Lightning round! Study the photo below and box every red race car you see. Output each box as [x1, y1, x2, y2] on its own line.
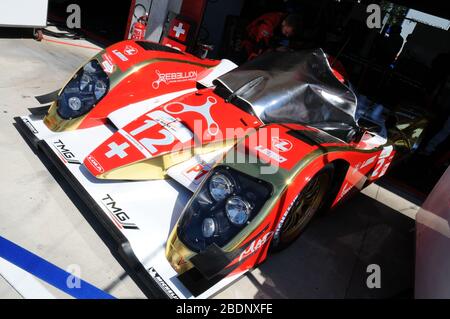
[16, 41, 427, 298]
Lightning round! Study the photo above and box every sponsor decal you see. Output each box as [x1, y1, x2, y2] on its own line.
[152, 69, 198, 89]
[183, 162, 212, 185]
[379, 145, 394, 159]
[101, 194, 139, 230]
[101, 53, 115, 74]
[124, 45, 138, 56]
[273, 192, 301, 241]
[349, 155, 377, 176]
[271, 137, 293, 152]
[163, 96, 218, 136]
[147, 110, 193, 143]
[148, 267, 179, 299]
[361, 155, 377, 169]
[23, 118, 38, 134]
[52, 139, 80, 164]
[254, 145, 287, 163]
[336, 182, 353, 202]
[239, 231, 274, 262]
[371, 146, 395, 179]
[112, 49, 128, 62]
[86, 155, 104, 173]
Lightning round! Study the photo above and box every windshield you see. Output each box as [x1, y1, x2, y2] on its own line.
[214, 49, 358, 127]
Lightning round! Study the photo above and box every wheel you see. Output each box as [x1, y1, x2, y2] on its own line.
[271, 164, 334, 251]
[34, 29, 43, 41]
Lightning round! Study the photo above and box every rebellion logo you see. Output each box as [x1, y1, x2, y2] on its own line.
[163, 96, 218, 136]
[152, 69, 197, 89]
[101, 194, 139, 230]
[53, 140, 80, 164]
[148, 267, 179, 299]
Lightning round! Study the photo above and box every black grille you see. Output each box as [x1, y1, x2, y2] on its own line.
[135, 41, 183, 55]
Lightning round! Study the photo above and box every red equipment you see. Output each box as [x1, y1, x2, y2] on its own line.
[161, 16, 195, 53]
[131, 14, 148, 40]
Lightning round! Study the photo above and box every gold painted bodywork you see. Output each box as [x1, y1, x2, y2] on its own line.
[43, 102, 88, 132]
[96, 138, 236, 180]
[41, 43, 430, 276]
[166, 113, 429, 275]
[43, 53, 216, 132]
[165, 133, 388, 274]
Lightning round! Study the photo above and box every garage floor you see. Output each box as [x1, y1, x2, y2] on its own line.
[0, 31, 419, 299]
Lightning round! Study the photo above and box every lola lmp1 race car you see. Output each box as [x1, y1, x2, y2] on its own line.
[15, 40, 427, 299]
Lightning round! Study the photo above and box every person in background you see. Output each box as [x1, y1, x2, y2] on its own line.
[240, 12, 303, 61]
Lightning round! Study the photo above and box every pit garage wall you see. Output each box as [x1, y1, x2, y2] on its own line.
[130, 0, 207, 43]
[144, 0, 183, 42]
[415, 166, 450, 298]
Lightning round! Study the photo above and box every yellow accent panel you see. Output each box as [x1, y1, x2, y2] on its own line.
[43, 102, 87, 132]
[99, 158, 166, 180]
[165, 227, 195, 274]
[98, 139, 235, 180]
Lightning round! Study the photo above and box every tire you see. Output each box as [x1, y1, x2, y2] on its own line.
[34, 29, 43, 42]
[270, 164, 334, 252]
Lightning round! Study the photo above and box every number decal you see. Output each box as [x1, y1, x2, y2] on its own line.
[371, 146, 394, 179]
[372, 158, 385, 178]
[129, 117, 176, 155]
[130, 119, 157, 136]
[140, 130, 175, 155]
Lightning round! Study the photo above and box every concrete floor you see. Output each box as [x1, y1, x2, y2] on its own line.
[0, 30, 419, 299]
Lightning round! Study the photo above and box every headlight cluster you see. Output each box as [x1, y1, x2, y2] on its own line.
[57, 60, 109, 119]
[177, 166, 273, 252]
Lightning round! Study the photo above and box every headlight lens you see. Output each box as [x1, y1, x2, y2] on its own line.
[68, 97, 82, 111]
[79, 74, 92, 91]
[177, 166, 272, 252]
[57, 59, 109, 119]
[94, 80, 107, 100]
[202, 218, 216, 238]
[225, 196, 251, 226]
[208, 173, 234, 201]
